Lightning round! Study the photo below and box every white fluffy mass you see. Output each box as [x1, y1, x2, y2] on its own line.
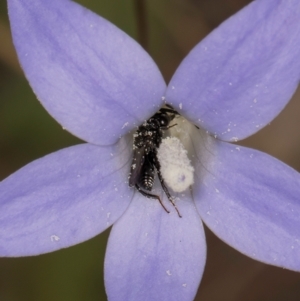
[157, 136, 194, 193]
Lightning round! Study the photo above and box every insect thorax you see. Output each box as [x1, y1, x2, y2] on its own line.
[133, 120, 162, 153]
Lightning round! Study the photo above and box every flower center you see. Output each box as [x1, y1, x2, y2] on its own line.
[128, 105, 214, 217]
[157, 136, 194, 193]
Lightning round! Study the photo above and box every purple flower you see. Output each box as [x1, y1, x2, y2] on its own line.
[2, 0, 300, 300]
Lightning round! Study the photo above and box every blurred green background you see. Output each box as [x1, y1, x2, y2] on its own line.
[1, 0, 300, 300]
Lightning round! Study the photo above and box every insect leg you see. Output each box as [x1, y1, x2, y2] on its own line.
[159, 107, 179, 116]
[135, 184, 170, 214]
[152, 154, 182, 218]
[166, 123, 177, 130]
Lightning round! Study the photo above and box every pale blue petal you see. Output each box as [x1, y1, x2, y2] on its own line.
[166, 0, 300, 141]
[0, 139, 133, 256]
[105, 192, 206, 301]
[195, 140, 300, 271]
[8, 0, 166, 145]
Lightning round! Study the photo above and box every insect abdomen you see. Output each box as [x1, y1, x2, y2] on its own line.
[139, 158, 155, 191]
[141, 173, 154, 191]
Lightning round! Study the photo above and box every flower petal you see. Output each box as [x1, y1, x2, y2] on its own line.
[166, 0, 300, 141]
[8, 0, 166, 145]
[105, 192, 206, 301]
[0, 139, 133, 256]
[195, 140, 300, 271]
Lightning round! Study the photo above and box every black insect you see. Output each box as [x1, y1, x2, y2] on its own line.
[128, 105, 182, 217]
